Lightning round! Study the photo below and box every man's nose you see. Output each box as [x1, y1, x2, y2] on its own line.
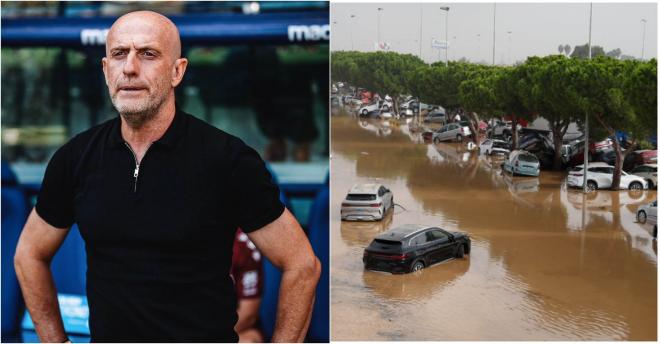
[123, 50, 139, 76]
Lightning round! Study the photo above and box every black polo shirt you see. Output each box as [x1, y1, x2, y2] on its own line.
[35, 109, 284, 342]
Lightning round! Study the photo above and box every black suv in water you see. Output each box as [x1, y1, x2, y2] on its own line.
[363, 224, 471, 274]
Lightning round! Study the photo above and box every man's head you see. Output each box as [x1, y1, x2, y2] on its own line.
[102, 11, 188, 127]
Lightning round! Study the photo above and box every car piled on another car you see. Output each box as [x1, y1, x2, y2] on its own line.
[630, 164, 657, 189]
[480, 139, 511, 156]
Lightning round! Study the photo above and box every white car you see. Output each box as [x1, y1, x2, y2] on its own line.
[567, 162, 648, 191]
[358, 99, 393, 116]
[479, 139, 511, 155]
[637, 200, 657, 225]
[432, 123, 472, 143]
[630, 164, 657, 189]
[341, 183, 394, 221]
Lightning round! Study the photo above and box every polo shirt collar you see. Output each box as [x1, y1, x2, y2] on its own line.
[108, 108, 186, 149]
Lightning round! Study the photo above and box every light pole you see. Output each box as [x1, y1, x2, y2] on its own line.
[440, 6, 450, 67]
[377, 7, 383, 51]
[507, 30, 512, 65]
[349, 14, 355, 51]
[476, 33, 481, 63]
[492, 3, 496, 65]
[641, 18, 647, 60]
[419, 4, 423, 58]
[583, 2, 593, 193]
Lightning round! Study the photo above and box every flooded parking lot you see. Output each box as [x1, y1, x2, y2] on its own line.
[331, 116, 657, 341]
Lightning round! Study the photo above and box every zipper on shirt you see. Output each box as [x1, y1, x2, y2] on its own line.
[124, 142, 152, 193]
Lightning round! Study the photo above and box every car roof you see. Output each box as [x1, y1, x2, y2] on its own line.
[575, 162, 612, 168]
[375, 224, 432, 241]
[348, 183, 381, 194]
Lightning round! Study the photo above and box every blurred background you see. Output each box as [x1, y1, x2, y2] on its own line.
[1, 1, 329, 342]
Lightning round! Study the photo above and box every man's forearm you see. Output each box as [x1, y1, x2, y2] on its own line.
[271, 257, 321, 342]
[15, 257, 67, 342]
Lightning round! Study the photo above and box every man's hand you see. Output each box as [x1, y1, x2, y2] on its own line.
[247, 208, 321, 342]
[14, 209, 70, 342]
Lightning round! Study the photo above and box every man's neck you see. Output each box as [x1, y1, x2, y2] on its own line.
[120, 99, 176, 162]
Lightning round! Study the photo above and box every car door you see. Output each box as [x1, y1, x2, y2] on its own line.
[425, 229, 454, 263]
[650, 201, 658, 223]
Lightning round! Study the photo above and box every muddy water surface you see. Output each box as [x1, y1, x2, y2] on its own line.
[331, 116, 657, 341]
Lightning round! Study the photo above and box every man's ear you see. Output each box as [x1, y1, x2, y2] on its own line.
[101, 57, 109, 86]
[171, 58, 188, 88]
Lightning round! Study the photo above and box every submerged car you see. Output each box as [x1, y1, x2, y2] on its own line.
[502, 150, 540, 177]
[432, 123, 472, 143]
[363, 224, 471, 274]
[636, 200, 657, 225]
[567, 162, 647, 191]
[480, 139, 510, 156]
[340, 183, 394, 221]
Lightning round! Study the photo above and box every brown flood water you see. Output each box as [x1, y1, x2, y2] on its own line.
[331, 116, 657, 341]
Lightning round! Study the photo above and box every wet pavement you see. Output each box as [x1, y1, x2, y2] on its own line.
[331, 116, 657, 341]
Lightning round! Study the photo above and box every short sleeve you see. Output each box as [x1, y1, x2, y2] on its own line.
[35, 144, 75, 229]
[230, 146, 285, 233]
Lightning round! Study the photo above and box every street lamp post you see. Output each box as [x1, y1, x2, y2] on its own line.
[641, 18, 647, 60]
[377, 7, 383, 51]
[349, 14, 355, 51]
[583, 2, 593, 193]
[419, 4, 423, 58]
[492, 3, 496, 65]
[440, 6, 450, 67]
[476, 33, 481, 63]
[507, 30, 512, 65]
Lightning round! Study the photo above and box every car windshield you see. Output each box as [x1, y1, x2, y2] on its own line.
[374, 239, 402, 246]
[346, 194, 376, 201]
[518, 154, 538, 163]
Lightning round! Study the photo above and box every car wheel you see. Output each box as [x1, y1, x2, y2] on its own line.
[456, 134, 463, 142]
[653, 225, 657, 239]
[410, 260, 425, 272]
[629, 181, 643, 190]
[638, 210, 647, 224]
[647, 180, 655, 189]
[362, 109, 368, 116]
[455, 244, 465, 258]
[586, 181, 597, 192]
[433, 137, 440, 144]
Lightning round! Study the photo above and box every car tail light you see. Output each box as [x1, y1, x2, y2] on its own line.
[370, 203, 383, 208]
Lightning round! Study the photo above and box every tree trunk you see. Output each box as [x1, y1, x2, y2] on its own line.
[511, 114, 518, 149]
[552, 129, 564, 171]
[466, 111, 480, 145]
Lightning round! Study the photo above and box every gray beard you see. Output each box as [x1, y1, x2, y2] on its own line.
[119, 106, 159, 129]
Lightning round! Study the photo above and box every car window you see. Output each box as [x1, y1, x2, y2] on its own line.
[409, 233, 427, 246]
[426, 230, 449, 243]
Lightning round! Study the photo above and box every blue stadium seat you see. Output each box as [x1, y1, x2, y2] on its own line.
[259, 186, 328, 342]
[306, 186, 329, 342]
[1, 161, 29, 342]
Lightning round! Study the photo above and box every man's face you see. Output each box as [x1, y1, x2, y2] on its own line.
[102, 16, 176, 122]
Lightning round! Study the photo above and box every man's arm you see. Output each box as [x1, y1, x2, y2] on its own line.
[14, 208, 71, 342]
[246, 208, 321, 342]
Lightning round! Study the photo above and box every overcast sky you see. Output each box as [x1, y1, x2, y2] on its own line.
[330, 2, 657, 64]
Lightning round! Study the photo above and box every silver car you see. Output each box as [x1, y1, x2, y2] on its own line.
[637, 200, 657, 225]
[432, 123, 472, 143]
[341, 183, 394, 221]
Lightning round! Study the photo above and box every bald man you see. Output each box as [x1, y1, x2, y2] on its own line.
[14, 11, 321, 342]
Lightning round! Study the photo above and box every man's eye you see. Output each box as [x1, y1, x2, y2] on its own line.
[143, 51, 156, 57]
[112, 51, 126, 57]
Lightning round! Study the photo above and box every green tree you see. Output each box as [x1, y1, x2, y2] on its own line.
[570, 43, 605, 59]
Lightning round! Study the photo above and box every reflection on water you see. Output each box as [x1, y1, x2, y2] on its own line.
[331, 116, 657, 341]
